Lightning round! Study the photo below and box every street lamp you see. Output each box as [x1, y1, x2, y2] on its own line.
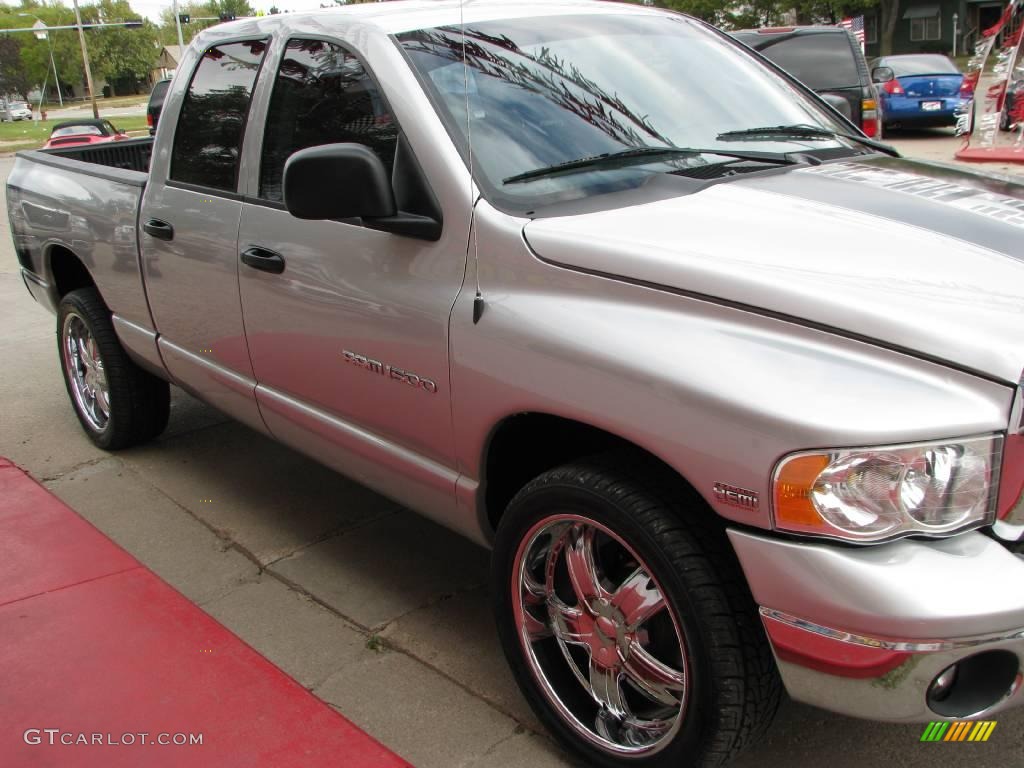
[19, 13, 63, 107]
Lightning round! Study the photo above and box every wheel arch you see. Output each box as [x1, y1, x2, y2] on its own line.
[47, 244, 97, 302]
[480, 411, 710, 535]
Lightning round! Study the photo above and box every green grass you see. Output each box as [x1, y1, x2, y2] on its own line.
[0, 114, 149, 153]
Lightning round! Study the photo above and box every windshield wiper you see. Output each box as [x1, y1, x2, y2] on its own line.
[502, 145, 796, 185]
[716, 124, 900, 157]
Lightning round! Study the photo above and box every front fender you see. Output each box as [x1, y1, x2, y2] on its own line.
[450, 200, 1014, 534]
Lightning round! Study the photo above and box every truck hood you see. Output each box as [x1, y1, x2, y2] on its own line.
[523, 157, 1024, 384]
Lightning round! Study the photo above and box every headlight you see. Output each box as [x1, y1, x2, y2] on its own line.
[773, 434, 1002, 542]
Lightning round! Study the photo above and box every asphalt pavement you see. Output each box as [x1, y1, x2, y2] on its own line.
[2, 140, 1023, 767]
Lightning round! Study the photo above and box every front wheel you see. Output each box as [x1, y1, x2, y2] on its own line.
[492, 459, 780, 768]
[58, 287, 170, 449]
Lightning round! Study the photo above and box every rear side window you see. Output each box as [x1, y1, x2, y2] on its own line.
[886, 55, 959, 76]
[754, 34, 860, 90]
[150, 80, 170, 107]
[259, 38, 399, 202]
[170, 40, 267, 192]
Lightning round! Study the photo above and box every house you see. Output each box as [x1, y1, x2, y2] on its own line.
[863, 0, 1015, 59]
[152, 45, 184, 82]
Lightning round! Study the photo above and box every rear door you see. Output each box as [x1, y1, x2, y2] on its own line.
[140, 38, 269, 432]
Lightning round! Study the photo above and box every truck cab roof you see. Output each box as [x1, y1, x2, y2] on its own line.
[197, 0, 663, 40]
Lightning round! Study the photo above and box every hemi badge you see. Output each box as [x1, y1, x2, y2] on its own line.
[713, 482, 759, 510]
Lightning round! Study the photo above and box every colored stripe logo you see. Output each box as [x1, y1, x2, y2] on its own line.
[920, 721, 997, 742]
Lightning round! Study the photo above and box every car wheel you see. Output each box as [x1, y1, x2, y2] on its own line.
[492, 457, 780, 768]
[58, 287, 170, 449]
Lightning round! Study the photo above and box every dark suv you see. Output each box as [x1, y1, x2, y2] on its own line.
[147, 78, 171, 136]
[731, 26, 881, 138]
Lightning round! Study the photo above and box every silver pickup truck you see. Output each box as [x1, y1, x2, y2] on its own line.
[8, 1, 1024, 765]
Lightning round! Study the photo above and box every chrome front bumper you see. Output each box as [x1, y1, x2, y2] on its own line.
[729, 529, 1024, 722]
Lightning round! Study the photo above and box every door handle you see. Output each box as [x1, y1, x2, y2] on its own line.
[241, 246, 286, 275]
[142, 218, 174, 241]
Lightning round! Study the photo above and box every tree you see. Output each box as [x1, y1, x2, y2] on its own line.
[619, 0, 884, 32]
[91, 0, 159, 93]
[1, 2, 92, 100]
[156, 0, 255, 46]
[648, 0, 734, 26]
[876, 0, 901, 56]
[724, 0, 790, 29]
[0, 36, 32, 99]
[789, 0, 879, 28]
[211, 0, 255, 17]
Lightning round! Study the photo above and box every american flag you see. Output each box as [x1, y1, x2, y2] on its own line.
[840, 15, 866, 51]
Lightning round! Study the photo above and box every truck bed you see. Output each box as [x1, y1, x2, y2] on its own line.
[7, 138, 154, 333]
[41, 136, 154, 174]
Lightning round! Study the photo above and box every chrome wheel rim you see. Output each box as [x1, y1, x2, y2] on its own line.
[62, 312, 110, 432]
[512, 514, 689, 757]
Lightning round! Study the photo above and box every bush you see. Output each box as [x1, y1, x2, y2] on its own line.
[919, 41, 952, 55]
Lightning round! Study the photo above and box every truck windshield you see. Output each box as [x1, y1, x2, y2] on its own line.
[398, 13, 853, 211]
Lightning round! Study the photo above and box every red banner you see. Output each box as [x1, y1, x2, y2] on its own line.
[956, 0, 1024, 162]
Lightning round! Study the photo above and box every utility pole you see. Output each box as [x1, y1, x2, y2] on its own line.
[71, 0, 99, 119]
[173, 0, 185, 49]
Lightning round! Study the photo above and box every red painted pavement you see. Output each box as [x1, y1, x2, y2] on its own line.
[954, 144, 1024, 163]
[0, 457, 411, 768]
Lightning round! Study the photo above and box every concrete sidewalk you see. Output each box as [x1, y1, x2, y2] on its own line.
[2, 153, 1021, 767]
[0, 458, 409, 768]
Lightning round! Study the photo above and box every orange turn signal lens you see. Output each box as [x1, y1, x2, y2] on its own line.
[774, 454, 831, 528]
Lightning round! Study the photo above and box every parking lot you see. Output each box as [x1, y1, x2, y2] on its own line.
[2, 133, 1022, 767]
[885, 126, 1024, 178]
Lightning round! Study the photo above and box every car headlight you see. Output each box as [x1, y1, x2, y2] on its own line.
[773, 434, 1002, 543]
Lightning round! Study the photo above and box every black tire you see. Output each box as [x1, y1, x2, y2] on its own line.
[57, 287, 170, 449]
[492, 457, 780, 768]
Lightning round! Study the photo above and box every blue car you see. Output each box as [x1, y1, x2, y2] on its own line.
[870, 54, 970, 129]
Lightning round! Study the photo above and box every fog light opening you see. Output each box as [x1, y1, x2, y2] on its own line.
[927, 650, 1021, 718]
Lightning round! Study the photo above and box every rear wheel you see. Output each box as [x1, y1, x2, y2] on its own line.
[492, 458, 780, 768]
[58, 287, 170, 449]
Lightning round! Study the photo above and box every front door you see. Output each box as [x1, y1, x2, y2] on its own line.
[236, 36, 471, 522]
[141, 38, 269, 432]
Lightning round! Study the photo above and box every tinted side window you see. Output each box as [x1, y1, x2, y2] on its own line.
[757, 35, 860, 90]
[170, 40, 267, 192]
[150, 80, 170, 107]
[259, 38, 399, 202]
